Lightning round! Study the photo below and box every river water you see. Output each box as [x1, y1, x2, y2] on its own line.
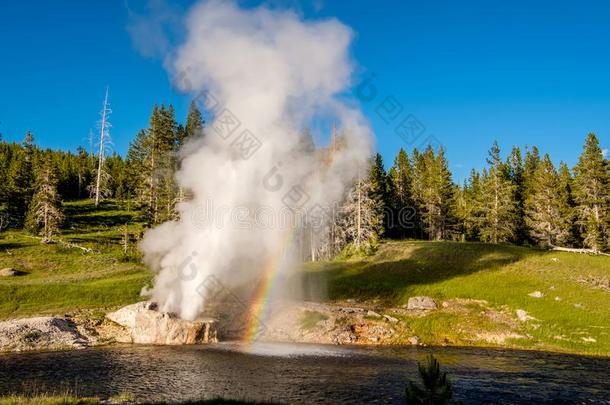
[0, 343, 608, 404]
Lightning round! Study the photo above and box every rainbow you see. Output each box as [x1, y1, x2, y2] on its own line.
[241, 228, 296, 346]
[242, 134, 346, 348]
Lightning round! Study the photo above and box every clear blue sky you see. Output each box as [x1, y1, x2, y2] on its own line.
[1, 0, 609, 182]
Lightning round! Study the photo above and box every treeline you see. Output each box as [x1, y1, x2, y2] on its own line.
[339, 133, 610, 254]
[1, 103, 608, 254]
[0, 101, 204, 238]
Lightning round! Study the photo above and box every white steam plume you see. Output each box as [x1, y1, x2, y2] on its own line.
[140, 0, 372, 321]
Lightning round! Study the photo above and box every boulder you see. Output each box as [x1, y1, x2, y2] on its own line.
[406, 296, 437, 310]
[408, 336, 420, 345]
[366, 310, 382, 318]
[0, 317, 88, 352]
[516, 309, 535, 322]
[528, 291, 544, 298]
[106, 302, 218, 345]
[0, 268, 18, 277]
[383, 314, 399, 323]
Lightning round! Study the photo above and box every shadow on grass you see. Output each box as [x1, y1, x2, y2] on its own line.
[302, 241, 535, 302]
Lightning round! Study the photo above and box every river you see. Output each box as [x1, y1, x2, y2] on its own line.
[0, 343, 608, 404]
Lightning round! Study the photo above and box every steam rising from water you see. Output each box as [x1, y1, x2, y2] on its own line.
[140, 0, 372, 321]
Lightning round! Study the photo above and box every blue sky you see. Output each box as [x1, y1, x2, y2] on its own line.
[1, 0, 608, 182]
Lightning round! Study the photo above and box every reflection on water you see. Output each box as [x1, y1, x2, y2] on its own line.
[0, 343, 608, 404]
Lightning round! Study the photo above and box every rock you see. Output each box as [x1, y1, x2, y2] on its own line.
[574, 303, 584, 309]
[0, 317, 89, 352]
[441, 301, 450, 308]
[339, 307, 365, 314]
[106, 302, 218, 345]
[383, 314, 399, 323]
[554, 296, 562, 301]
[366, 310, 382, 318]
[0, 268, 18, 277]
[582, 337, 597, 343]
[516, 309, 535, 322]
[406, 296, 437, 310]
[528, 291, 544, 298]
[369, 336, 380, 343]
[408, 336, 420, 345]
[333, 331, 357, 345]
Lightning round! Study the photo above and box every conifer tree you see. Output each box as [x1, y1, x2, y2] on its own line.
[182, 100, 205, 144]
[26, 158, 63, 243]
[389, 148, 416, 238]
[525, 154, 571, 247]
[573, 133, 610, 252]
[369, 153, 390, 238]
[479, 142, 517, 243]
[7, 132, 36, 226]
[557, 162, 579, 246]
[455, 169, 483, 241]
[411, 146, 455, 240]
[337, 169, 383, 253]
[506, 146, 527, 243]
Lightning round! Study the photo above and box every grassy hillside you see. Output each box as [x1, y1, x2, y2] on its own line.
[0, 200, 150, 319]
[304, 241, 610, 355]
[1, 199, 608, 356]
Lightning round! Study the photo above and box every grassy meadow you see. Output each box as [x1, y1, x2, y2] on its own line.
[0, 200, 150, 319]
[1, 199, 609, 356]
[305, 241, 610, 355]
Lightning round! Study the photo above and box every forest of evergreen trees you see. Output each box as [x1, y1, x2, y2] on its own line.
[0, 100, 608, 254]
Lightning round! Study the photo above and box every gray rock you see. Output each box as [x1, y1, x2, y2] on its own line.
[516, 309, 535, 322]
[366, 310, 382, 318]
[0, 317, 89, 352]
[408, 336, 420, 345]
[339, 307, 365, 314]
[407, 296, 437, 310]
[0, 268, 18, 277]
[528, 291, 544, 298]
[383, 314, 399, 323]
[106, 302, 218, 345]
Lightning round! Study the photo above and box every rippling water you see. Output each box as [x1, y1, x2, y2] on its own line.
[0, 343, 608, 404]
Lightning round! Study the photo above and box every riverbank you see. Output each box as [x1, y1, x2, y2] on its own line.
[2, 343, 609, 404]
[1, 200, 608, 356]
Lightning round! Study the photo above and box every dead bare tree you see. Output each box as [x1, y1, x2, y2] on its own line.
[90, 87, 112, 206]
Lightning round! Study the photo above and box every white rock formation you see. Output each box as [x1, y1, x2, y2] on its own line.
[106, 302, 217, 345]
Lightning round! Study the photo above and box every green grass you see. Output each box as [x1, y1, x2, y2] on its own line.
[298, 310, 328, 330]
[0, 199, 151, 319]
[2, 199, 609, 356]
[304, 240, 610, 356]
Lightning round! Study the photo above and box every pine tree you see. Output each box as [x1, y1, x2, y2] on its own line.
[405, 354, 453, 405]
[573, 133, 610, 252]
[7, 132, 36, 226]
[525, 154, 571, 247]
[455, 169, 483, 241]
[369, 153, 390, 238]
[337, 169, 382, 253]
[558, 162, 579, 246]
[411, 146, 455, 240]
[522, 145, 541, 243]
[389, 148, 416, 238]
[90, 88, 112, 206]
[26, 158, 63, 243]
[182, 100, 204, 144]
[506, 146, 527, 244]
[479, 142, 518, 243]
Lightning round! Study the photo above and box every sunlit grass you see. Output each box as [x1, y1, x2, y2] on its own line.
[304, 240, 610, 355]
[0, 200, 151, 319]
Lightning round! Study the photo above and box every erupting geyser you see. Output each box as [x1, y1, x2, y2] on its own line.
[140, 0, 372, 329]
